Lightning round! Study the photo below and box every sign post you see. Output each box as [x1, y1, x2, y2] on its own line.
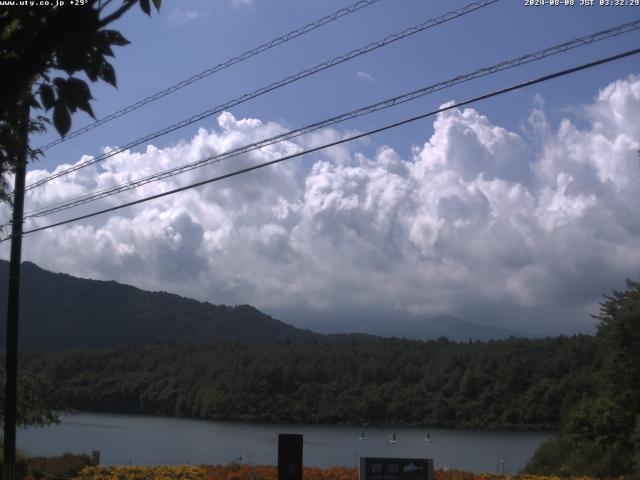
[360, 457, 434, 480]
[277, 434, 303, 480]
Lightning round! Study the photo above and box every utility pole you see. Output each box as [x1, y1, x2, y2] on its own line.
[2, 98, 29, 480]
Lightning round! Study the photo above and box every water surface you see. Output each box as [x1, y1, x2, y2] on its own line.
[18, 412, 553, 474]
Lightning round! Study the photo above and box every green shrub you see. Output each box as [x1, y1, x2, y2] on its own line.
[26, 453, 93, 479]
[524, 435, 633, 478]
[523, 436, 572, 476]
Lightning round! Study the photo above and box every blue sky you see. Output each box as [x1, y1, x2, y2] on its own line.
[32, 0, 639, 170]
[7, 0, 640, 336]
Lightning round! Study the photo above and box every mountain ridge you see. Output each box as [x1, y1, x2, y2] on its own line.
[0, 260, 532, 350]
[0, 260, 323, 350]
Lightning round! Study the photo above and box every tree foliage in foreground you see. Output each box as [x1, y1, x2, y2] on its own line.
[525, 280, 640, 477]
[0, 367, 62, 428]
[0, 0, 160, 201]
[21, 335, 600, 430]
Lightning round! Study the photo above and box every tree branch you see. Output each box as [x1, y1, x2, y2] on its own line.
[98, 0, 117, 13]
[97, 0, 137, 28]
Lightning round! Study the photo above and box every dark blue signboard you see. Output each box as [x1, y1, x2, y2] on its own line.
[360, 457, 434, 480]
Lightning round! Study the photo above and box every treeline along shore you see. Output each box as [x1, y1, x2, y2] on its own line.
[20, 335, 599, 430]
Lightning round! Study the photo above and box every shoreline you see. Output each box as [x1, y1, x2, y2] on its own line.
[56, 410, 558, 435]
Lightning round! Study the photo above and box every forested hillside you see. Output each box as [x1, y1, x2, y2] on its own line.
[0, 261, 321, 350]
[22, 335, 599, 429]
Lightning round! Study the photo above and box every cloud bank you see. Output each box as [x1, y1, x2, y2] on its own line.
[5, 76, 640, 335]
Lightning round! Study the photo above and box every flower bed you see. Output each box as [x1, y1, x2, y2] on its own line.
[71, 465, 596, 480]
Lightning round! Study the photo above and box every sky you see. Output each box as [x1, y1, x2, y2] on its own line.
[2, 0, 640, 336]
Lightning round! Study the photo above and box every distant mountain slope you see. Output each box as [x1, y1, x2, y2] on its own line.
[390, 314, 536, 342]
[0, 260, 322, 351]
[309, 314, 534, 342]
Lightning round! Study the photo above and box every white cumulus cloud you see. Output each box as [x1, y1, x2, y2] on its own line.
[4, 76, 640, 335]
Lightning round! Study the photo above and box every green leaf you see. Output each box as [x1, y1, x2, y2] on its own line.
[40, 84, 55, 111]
[139, 0, 151, 16]
[102, 29, 130, 47]
[65, 78, 95, 119]
[52, 102, 71, 137]
[99, 42, 115, 58]
[66, 77, 92, 99]
[55, 36, 88, 75]
[1, 18, 20, 41]
[98, 61, 117, 87]
[84, 54, 101, 82]
[52, 77, 65, 90]
[75, 93, 96, 119]
[152, 0, 161, 11]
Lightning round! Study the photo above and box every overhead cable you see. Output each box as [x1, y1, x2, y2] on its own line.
[4, 46, 638, 242]
[24, 0, 499, 191]
[36, 0, 384, 152]
[21, 19, 640, 220]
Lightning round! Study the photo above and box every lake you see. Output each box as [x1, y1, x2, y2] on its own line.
[18, 412, 553, 474]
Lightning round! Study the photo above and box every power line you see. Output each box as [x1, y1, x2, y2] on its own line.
[5, 46, 638, 242]
[20, 19, 640, 220]
[35, 0, 384, 152]
[24, 0, 499, 192]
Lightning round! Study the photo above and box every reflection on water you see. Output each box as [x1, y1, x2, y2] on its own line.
[18, 412, 553, 473]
